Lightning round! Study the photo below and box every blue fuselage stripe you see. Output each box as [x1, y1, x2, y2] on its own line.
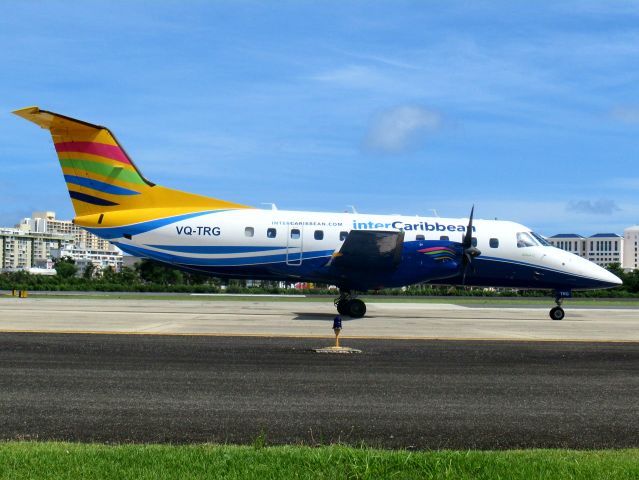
[114, 242, 334, 266]
[85, 210, 226, 239]
[145, 244, 286, 254]
[477, 255, 594, 281]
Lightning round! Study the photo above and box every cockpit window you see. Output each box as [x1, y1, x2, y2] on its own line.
[530, 232, 550, 246]
[516, 232, 538, 248]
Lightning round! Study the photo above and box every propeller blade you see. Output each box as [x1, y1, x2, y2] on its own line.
[460, 205, 481, 285]
[463, 205, 474, 248]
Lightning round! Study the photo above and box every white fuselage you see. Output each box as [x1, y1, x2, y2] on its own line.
[110, 208, 621, 292]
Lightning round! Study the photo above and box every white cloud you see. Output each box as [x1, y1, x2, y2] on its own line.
[364, 105, 442, 154]
[310, 65, 394, 90]
[566, 199, 621, 215]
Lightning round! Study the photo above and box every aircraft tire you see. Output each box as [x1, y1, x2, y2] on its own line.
[336, 300, 349, 315]
[549, 306, 565, 321]
[347, 299, 366, 318]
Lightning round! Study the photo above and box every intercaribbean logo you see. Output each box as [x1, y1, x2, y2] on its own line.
[352, 220, 475, 232]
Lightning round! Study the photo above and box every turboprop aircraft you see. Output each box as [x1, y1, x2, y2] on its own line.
[13, 106, 622, 320]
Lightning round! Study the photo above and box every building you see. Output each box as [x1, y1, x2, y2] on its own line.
[6, 211, 123, 274]
[586, 233, 623, 268]
[623, 226, 639, 271]
[548, 232, 623, 268]
[21, 212, 113, 250]
[51, 245, 123, 274]
[548, 234, 586, 258]
[0, 227, 73, 271]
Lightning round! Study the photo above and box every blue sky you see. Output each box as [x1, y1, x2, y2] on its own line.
[1, 1, 638, 235]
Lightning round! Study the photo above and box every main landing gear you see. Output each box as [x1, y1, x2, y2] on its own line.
[549, 292, 566, 320]
[335, 290, 367, 318]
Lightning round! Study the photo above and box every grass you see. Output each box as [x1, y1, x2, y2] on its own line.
[0, 443, 638, 480]
[14, 292, 639, 307]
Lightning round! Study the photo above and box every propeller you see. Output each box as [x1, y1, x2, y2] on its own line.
[461, 205, 481, 284]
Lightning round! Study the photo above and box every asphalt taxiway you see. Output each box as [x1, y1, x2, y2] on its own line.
[0, 297, 637, 449]
[0, 333, 637, 449]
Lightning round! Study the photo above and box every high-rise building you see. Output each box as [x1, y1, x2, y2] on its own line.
[623, 226, 639, 270]
[0, 227, 73, 271]
[6, 211, 123, 274]
[26, 212, 113, 251]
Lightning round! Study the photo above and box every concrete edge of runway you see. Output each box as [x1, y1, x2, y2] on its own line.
[3, 297, 638, 343]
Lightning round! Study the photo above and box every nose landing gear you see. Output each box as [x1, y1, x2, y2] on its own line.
[549, 290, 570, 320]
[335, 289, 367, 318]
[549, 304, 565, 321]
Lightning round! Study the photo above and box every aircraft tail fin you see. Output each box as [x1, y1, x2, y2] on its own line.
[13, 107, 251, 226]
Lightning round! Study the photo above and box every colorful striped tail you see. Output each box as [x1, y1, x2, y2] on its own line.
[13, 106, 251, 228]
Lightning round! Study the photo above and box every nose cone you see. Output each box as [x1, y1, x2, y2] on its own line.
[575, 255, 623, 289]
[595, 267, 623, 288]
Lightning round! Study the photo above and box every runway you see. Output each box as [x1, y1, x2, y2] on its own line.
[0, 332, 637, 449]
[1, 297, 637, 449]
[1, 297, 639, 341]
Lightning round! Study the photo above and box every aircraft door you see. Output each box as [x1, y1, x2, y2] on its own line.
[286, 225, 303, 265]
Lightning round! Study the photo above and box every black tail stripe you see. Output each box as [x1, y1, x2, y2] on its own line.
[69, 190, 119, 207]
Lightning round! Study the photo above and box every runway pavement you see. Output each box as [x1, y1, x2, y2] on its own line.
[0, 297, 638, 341]
[0, 332, 637, 449]
[1, 297, 637, 449]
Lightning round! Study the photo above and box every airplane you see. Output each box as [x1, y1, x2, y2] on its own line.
[13, 106, 622, 320]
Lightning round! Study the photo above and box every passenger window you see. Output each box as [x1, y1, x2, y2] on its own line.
[471, 237, 477, 247]
[267, 228, 277, 238]
[489, 238, 499, 248]
[290, 229, 300, 239]
[314, 230, 324, 240]
[440, 235, 449, 241]
[245, 227, 254, 237]
[340, 231, 348, 241]
[416, 235, 425, 241]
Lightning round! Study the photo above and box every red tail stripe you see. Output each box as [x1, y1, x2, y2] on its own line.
[55, 141, 131, 165]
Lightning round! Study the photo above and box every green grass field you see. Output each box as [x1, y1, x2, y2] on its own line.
[0, 443, 638, 480]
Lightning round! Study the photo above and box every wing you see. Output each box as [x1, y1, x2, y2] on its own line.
[329, 230, 404, 270]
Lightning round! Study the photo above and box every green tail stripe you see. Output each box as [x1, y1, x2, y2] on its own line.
[59, 158, 145, 185]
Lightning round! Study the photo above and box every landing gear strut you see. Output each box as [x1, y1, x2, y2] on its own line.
[549, 293, 566, 321]
[335, 289, 367, 318]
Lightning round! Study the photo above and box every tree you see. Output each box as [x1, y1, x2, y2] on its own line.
[117, 266, 138, 285]
[83, 263, 96, 280]
[101, 265, 117, 282]
[136, 259, 184, 286]
[625, 269, 639, 293]
[606, 262, 624, 280]
[53, 256, 77, 279]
